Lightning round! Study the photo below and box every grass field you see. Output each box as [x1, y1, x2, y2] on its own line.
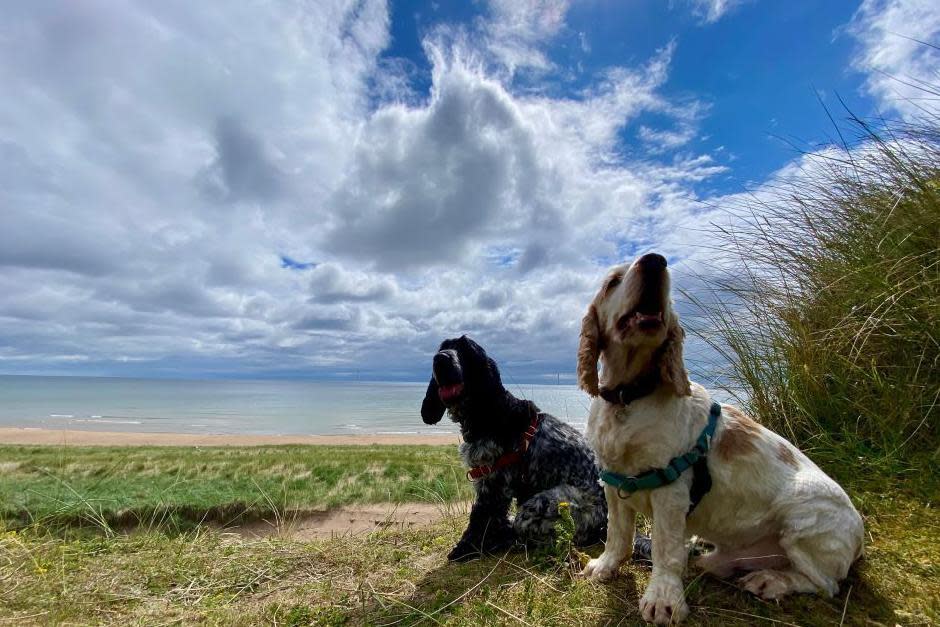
[0, 443, 937, 626]
[0, 444, 474, 530]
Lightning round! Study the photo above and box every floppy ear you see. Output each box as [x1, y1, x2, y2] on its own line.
[421, 378, 446, 424]
[659, 315, 691, 396]
[577, 304, 601, 396]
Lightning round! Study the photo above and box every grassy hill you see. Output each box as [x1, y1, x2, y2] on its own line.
[0, 443, 938, 625]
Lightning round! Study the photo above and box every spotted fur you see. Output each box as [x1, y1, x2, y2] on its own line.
[421, 336, 607, 561]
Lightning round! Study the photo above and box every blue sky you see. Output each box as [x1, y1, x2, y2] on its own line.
[0, 0, 937, 382]
[384, 1, 878, 192]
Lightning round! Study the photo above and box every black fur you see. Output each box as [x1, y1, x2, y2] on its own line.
[421, 336, 608, 561]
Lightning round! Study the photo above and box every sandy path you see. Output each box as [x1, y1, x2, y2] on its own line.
[0, 427, 460, 447]
[225, 503, 460, 540]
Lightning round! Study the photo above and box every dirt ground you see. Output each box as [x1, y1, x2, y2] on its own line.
[223, 502, 452, 540]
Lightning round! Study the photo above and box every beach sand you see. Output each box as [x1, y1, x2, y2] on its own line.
[0, 427, 460, 447]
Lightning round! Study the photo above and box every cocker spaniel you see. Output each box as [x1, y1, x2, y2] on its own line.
[421, 335, 609, 561]
[578, 253, 864, 624]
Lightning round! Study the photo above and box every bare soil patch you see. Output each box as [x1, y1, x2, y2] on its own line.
[224, 502, 453, 540]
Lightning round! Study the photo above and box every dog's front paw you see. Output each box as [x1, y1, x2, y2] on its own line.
[581, 553, 621, 581]
[447, 541, 481, 562]
[639, 576, 689, 624]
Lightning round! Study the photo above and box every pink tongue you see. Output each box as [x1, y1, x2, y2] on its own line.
[439, 384, 463, 400]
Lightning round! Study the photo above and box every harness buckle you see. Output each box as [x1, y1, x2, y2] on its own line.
[614, 476, 639, 499]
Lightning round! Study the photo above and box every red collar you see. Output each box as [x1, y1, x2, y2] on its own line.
[467, 408, 541, 481]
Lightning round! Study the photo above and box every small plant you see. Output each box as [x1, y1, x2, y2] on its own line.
[543, 501, 590, 571]
[553, 501, 575, 560]
[281, 603, 314, 626]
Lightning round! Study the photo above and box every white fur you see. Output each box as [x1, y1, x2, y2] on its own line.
[579, 257, 864, 624]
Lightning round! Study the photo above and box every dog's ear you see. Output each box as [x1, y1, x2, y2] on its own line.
[457, 335, 502, 389]
[577, 304, 601, 396]
[421, 378, 446, 424]
[659, 315, 691, 396]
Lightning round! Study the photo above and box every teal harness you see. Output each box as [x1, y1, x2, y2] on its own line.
[600, 401, 721, 514]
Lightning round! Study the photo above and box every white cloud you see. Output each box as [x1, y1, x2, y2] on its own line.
[0, 0, 728, 380]
[848, 0, 940, 119]
[683, 0, 749, 24]
[484, 0, 570, 74]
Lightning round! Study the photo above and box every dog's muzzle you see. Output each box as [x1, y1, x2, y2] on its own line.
[433, 350, 464, 402]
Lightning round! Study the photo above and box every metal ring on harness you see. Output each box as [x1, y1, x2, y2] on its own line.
[616, 486, 633, 500]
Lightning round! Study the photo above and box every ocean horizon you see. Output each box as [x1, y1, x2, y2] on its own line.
[0, 375, 591, 436]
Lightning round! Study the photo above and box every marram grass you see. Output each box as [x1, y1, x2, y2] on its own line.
[686, 116, 940, 498]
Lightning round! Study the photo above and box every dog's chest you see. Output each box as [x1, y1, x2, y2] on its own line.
[587, 403, 673, 476]
[459, 439, 507, 468]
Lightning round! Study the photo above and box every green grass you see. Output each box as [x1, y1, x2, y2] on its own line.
[0, 444, 474, 530]
[0, 443, 937, 625]
[686, 116, 940, 497]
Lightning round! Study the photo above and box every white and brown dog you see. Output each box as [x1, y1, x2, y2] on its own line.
[578, 253, 864, 624]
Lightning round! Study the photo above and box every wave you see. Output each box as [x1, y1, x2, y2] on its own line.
[70, 418, 144, 425]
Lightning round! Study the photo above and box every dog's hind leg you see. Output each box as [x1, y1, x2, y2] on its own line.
[740, 497, 863, 599]
[696, 536, 790, 579]
[740, 530, 856, 599]
[513, 484, 607, 547]
[513, 485, 576, 545]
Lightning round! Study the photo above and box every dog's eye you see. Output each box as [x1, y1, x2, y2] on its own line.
[605, 275, 622, 293]
[616, 313, 631, 331]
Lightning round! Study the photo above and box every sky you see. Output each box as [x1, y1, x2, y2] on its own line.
[1, 0, 938, 382]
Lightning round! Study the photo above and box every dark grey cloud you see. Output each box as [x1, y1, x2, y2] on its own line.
[323, 58, 543, 269]
[200, 117, 283, 203]
[476, 286, 509, 310]
[308, 264, 396, 304]
[293, 308, 362, 332]
[0, 212, 124, 276]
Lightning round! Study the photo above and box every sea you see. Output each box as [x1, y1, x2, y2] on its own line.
[0, 375, 592, 436]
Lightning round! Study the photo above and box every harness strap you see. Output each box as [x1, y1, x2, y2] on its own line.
[467, 407, 541, 481]
[600, 401, 721, 514]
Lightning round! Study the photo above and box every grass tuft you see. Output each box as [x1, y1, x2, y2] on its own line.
[686, 114, 940, 496]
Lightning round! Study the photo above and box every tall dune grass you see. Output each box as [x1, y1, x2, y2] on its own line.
[688, 114, 939, 482]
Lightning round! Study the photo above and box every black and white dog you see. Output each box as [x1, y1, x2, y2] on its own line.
[421, 335, 608, 561]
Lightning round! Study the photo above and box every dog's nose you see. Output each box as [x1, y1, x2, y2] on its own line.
[637, 253, 667, 269]
[433, 350, 456, 369]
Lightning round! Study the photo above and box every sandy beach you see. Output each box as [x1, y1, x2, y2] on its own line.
[0, 427, 460, 447]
